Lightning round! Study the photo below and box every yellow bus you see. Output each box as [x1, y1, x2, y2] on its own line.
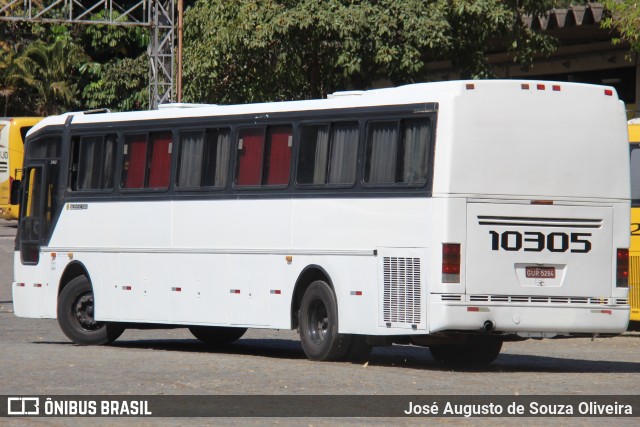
[629, 120, 640, 322]
[0, 117, 42, 220]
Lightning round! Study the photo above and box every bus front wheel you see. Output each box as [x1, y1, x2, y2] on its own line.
[57, 275, 124, 345]
[298, 280, 351, 361]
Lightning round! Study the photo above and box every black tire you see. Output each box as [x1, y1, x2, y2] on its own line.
[298, 280, 351, 361]
[343, 335, 372, 363]
[57, 275, 124, 345]
[189, 326, 247, 346]
[429, 337, 503, 366]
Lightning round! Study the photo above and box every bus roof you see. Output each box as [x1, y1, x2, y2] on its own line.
[29, 80, 620, 135]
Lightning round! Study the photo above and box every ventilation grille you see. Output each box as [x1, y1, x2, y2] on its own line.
[468, 295, 624, 305]
[383, 257, 421, 324]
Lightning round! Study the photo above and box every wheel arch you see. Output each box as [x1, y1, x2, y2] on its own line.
[290, 264, 334, 330]
[58, 261, 91, 296]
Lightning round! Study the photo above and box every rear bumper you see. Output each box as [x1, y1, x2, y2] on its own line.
[428, 301, 630, 336]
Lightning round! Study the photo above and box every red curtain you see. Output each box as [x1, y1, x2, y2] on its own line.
[236, 128, 264, 186]
[123, 136, 147, 189]
[266, 127, 292, 185]
[148, 132, 172, 188]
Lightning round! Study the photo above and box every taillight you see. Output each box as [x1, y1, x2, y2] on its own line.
[442, 243, 461, 283]
[617, 248, 629, 288]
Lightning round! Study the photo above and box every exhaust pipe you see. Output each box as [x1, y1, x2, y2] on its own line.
[483, 320, 494, 333]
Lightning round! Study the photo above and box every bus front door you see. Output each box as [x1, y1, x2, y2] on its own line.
[19, 161, 59, 265]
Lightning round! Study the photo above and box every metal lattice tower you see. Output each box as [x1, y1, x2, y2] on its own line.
[0, 0, 175, 109]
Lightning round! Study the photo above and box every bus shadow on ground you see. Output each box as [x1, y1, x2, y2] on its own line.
[99, 337, 640, 374]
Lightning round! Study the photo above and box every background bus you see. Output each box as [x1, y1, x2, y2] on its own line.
[0, 117, 42, 220]
[628, 119, 640, 323]
[12, 81, 630, 366]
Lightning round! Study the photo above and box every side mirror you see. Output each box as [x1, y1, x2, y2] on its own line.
[10, 179, 21, 205]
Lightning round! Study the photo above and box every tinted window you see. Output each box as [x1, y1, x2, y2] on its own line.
[235, 126, 293, 187]
[121, 132, 172, 190]
[296, 122, 358, 186]
[74, 134, 116, 191]
[364, 118, 431, 186]
[177, 128, 231, 189]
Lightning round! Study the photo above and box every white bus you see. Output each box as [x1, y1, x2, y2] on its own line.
[12, 80, 630, 365]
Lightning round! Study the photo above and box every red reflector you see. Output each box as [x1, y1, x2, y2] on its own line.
[34, 283, 42, 288]
[466, 83, 475, 90]
[521, 83, 530, 90]
[350, 291, 363, 296]
[230, 289, 240, 294]
[122, 285, 132, 291]
[270, 289, 282, 295]
[604, 89, 613, 96]
[16, 283, 25, 287]
[617, 248, 629, 288]
[172, 287, 182, 292]
[601, 310, 612, 315]
[537, 84, 545, 90]
[531, 200, 553, 205]
[552, 85, 561, 91]
[442, 243, 461, 283]
[467, 307, 480, 312]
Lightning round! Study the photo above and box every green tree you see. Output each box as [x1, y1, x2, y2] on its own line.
[81, 54, 149, 111]
[8, 31, 87, 115]
[183, 0, 557, 104]
[601, 1, 640, 53]
[78, 12, 149, 111]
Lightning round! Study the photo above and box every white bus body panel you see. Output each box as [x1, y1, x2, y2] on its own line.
[15, 197, 431, 335]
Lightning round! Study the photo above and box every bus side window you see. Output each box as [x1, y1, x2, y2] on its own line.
[364, 118, 431, 186]
[235, 126, 293, 187]
[297, 122, 358, 186]
[177, 128, 230, 189]
[74, 134, 116, 191]
[120, 131, 172, 190]
[121, 134, 148, 189]
[263, 126, 292, 186]
[147, 132, 172, 189]
[236, 128, 264, 186]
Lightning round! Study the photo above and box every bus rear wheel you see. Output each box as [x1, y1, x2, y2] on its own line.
[429, 337, 503, 366]
[57, 275, 124, 345]
[189, 326, 247, 346]
[298, 280, 350, 361]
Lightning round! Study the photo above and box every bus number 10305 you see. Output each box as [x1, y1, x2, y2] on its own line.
[489, 231, 592, 253]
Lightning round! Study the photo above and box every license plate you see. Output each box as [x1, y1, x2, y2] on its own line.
[525, 266, 556, 279]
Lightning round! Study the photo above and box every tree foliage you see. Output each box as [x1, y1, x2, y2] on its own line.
[0, 19, 148, 115]
[8, 37, 86, 115]
[601, 1, 640, 53]
[183, 0, 557, 104]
